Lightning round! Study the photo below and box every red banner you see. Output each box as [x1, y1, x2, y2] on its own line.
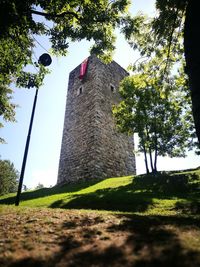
[79, 58, 88, 79]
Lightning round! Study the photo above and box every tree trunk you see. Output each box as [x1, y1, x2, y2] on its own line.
[184, 0, 200, 146]
[141, 135, 149, 174]
[154, 123, 158, 173]
[145, 125, 154, 173]
[154, 149, 158, 173]
[149, 148, 154, 173]
[143, 144, 150, 174]
[153, 141, 158, 173]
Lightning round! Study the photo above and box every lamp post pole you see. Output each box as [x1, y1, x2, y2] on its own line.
[15, 88, 39, 206]
[15, 53, 52, 206]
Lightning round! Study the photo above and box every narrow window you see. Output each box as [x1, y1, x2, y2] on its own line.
[77, 86, 83, 96]
[110, 84, 116, 93]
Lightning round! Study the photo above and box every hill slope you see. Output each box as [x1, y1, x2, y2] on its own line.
[1, 169, 200, 215]
[0, 170, 200, 266]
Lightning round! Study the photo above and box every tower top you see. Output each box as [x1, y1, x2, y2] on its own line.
[69, 54, 129, 82]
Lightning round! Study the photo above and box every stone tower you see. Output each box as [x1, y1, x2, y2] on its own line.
[57, 55, 136, 184]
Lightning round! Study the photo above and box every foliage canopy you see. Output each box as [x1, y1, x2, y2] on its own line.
[113, 50, 196, 173]
[123, 0, 200, 146]
[0, 0, 131, 134]
[0, 0, 131, 85]
[0, 158, 19, 195]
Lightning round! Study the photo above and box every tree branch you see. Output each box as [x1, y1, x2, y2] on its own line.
[31, 9, 79, 20]
[162, 7, 184, 79]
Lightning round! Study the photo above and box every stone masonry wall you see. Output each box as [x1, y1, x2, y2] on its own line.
[57, 55, 136, 184]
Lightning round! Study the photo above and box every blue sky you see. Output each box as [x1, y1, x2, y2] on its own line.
[0, 0, 199, 188]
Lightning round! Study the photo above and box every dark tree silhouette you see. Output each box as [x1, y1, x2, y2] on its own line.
[184, 0, 200, 145]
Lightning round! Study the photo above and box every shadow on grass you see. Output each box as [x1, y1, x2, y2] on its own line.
[0, 179, 102, 205]
[1, 172, 199, 215]
[50, 188, 154, 212]
[49, 172, 200, 213]
[132, 172, 200, 194]
[5, 213, 200, 267]
[175, 200, 200, 214]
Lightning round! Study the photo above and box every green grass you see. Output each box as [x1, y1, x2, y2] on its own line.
[1, 169, 200, 267]
[0, 169, 200, 217]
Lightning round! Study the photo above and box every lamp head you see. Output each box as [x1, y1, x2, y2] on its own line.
[38, 53, 52, 66]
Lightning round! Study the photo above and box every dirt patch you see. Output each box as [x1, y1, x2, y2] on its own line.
[0, 207, 200, 267]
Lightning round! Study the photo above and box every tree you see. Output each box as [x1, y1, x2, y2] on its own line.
[23, 184, 29, 191]
[0, 159, 19, 195]
[184, 0, 200, 147]
[122, 0, 200, 146]
[151, 0, 200, 146]
[0, 0, 131, 134]
[35, 183, 44, 190]
[0, 85, 17, 143]
[113, 57, 196, 174]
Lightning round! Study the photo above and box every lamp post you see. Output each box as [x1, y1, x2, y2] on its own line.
[15, 53, 52, 206]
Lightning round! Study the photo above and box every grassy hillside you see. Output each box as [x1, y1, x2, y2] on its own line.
[0, 169, 200, 267]
[1, 169, 200, 216]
